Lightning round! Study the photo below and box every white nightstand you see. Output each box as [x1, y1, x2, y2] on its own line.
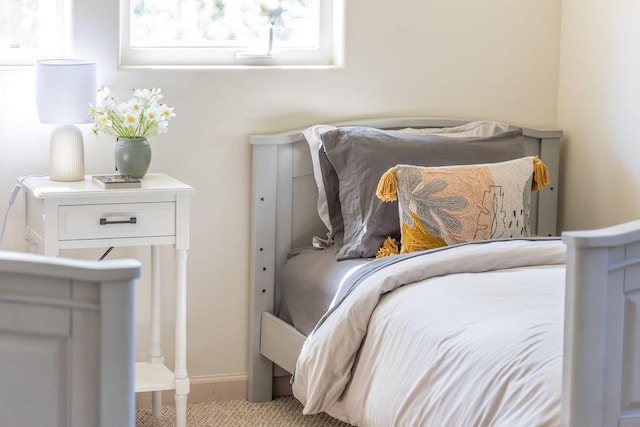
[21, 173, 195, 427]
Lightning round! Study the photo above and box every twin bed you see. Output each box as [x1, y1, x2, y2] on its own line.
[248, 117, 640, 426]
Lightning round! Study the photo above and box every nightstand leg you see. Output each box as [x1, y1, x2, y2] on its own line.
[175, 248, 189, 427]
[175, 393, 188, 427]
[152, 392, 162, 418]
[150, 245, 164, 418]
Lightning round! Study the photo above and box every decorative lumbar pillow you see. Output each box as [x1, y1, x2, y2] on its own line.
[319, 127, 526, 260]
[376, 156, 549, 255]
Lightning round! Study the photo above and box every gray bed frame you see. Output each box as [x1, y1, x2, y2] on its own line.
[249, 117, 640, 426]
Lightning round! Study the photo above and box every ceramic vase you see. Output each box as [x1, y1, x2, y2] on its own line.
[114, 137, 151, 178]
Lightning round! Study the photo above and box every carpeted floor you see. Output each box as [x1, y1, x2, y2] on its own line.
[136, 396, 351, 426]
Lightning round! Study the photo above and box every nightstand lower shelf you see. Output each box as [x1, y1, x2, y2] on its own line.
[135, 362, 176, 392]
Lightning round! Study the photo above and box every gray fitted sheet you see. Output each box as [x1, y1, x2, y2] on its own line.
[277, 247, 370, 335]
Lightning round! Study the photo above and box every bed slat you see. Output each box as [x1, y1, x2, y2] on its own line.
[260, 313, 306, 375]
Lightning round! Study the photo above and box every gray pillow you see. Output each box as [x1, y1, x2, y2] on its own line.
[319, 127, 526, 260]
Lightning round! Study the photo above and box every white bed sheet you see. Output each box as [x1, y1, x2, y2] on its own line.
[293, 239, 566, 427]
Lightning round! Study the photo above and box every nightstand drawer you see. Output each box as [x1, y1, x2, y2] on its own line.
[59, 202, 175, 241]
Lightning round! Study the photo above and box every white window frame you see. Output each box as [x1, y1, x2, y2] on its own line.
[119, 0, 343, 68]
[0, 0, 67, 66]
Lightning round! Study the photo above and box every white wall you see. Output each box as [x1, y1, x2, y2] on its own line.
[0, 0, 562, 390]
[558, 0, 640, 231]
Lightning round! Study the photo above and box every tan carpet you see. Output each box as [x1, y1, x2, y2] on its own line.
[136, 396, 351, 426]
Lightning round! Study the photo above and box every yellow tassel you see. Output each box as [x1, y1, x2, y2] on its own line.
[375, 236, 400, 258]
[532, 157, 550, 192]
[376, 167, 398, 202]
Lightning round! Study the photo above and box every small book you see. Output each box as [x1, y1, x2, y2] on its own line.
[92, 174, 142, 189]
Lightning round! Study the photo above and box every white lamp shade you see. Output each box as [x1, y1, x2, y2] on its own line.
[35, 59, 97, 124]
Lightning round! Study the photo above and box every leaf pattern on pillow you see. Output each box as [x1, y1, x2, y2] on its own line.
[401, 211, 447, 253]
[410, 178, 467, 237]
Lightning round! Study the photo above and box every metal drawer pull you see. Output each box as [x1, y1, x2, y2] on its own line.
[100, 217, 137, 225]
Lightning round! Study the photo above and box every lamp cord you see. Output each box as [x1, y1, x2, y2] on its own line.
[99, 247, 114, 261]
[0, 175, 46, 247]
[0, 204, 12, 246]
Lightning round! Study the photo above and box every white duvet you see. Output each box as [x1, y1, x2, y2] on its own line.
[292, 239, 567, 427]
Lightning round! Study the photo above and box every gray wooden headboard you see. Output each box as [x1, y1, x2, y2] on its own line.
[248, 117, 562, 400]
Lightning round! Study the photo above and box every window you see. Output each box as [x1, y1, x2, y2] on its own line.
[120, 0, 341, 67]
[0, 0, 66, 66]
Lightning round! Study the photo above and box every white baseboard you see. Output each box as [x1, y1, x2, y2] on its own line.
[135, 373, 294, 407]
[135, 373, 248, 407]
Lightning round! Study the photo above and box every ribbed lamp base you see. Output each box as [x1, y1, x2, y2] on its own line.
[49, 125, 85, 182]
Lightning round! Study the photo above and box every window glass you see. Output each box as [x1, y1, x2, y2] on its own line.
[122, 0, 339, 67]
[0, 0, 65, 66]
[131, 0, 317, 49]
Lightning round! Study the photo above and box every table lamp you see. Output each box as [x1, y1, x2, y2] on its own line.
[35, 59, 97, 182]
